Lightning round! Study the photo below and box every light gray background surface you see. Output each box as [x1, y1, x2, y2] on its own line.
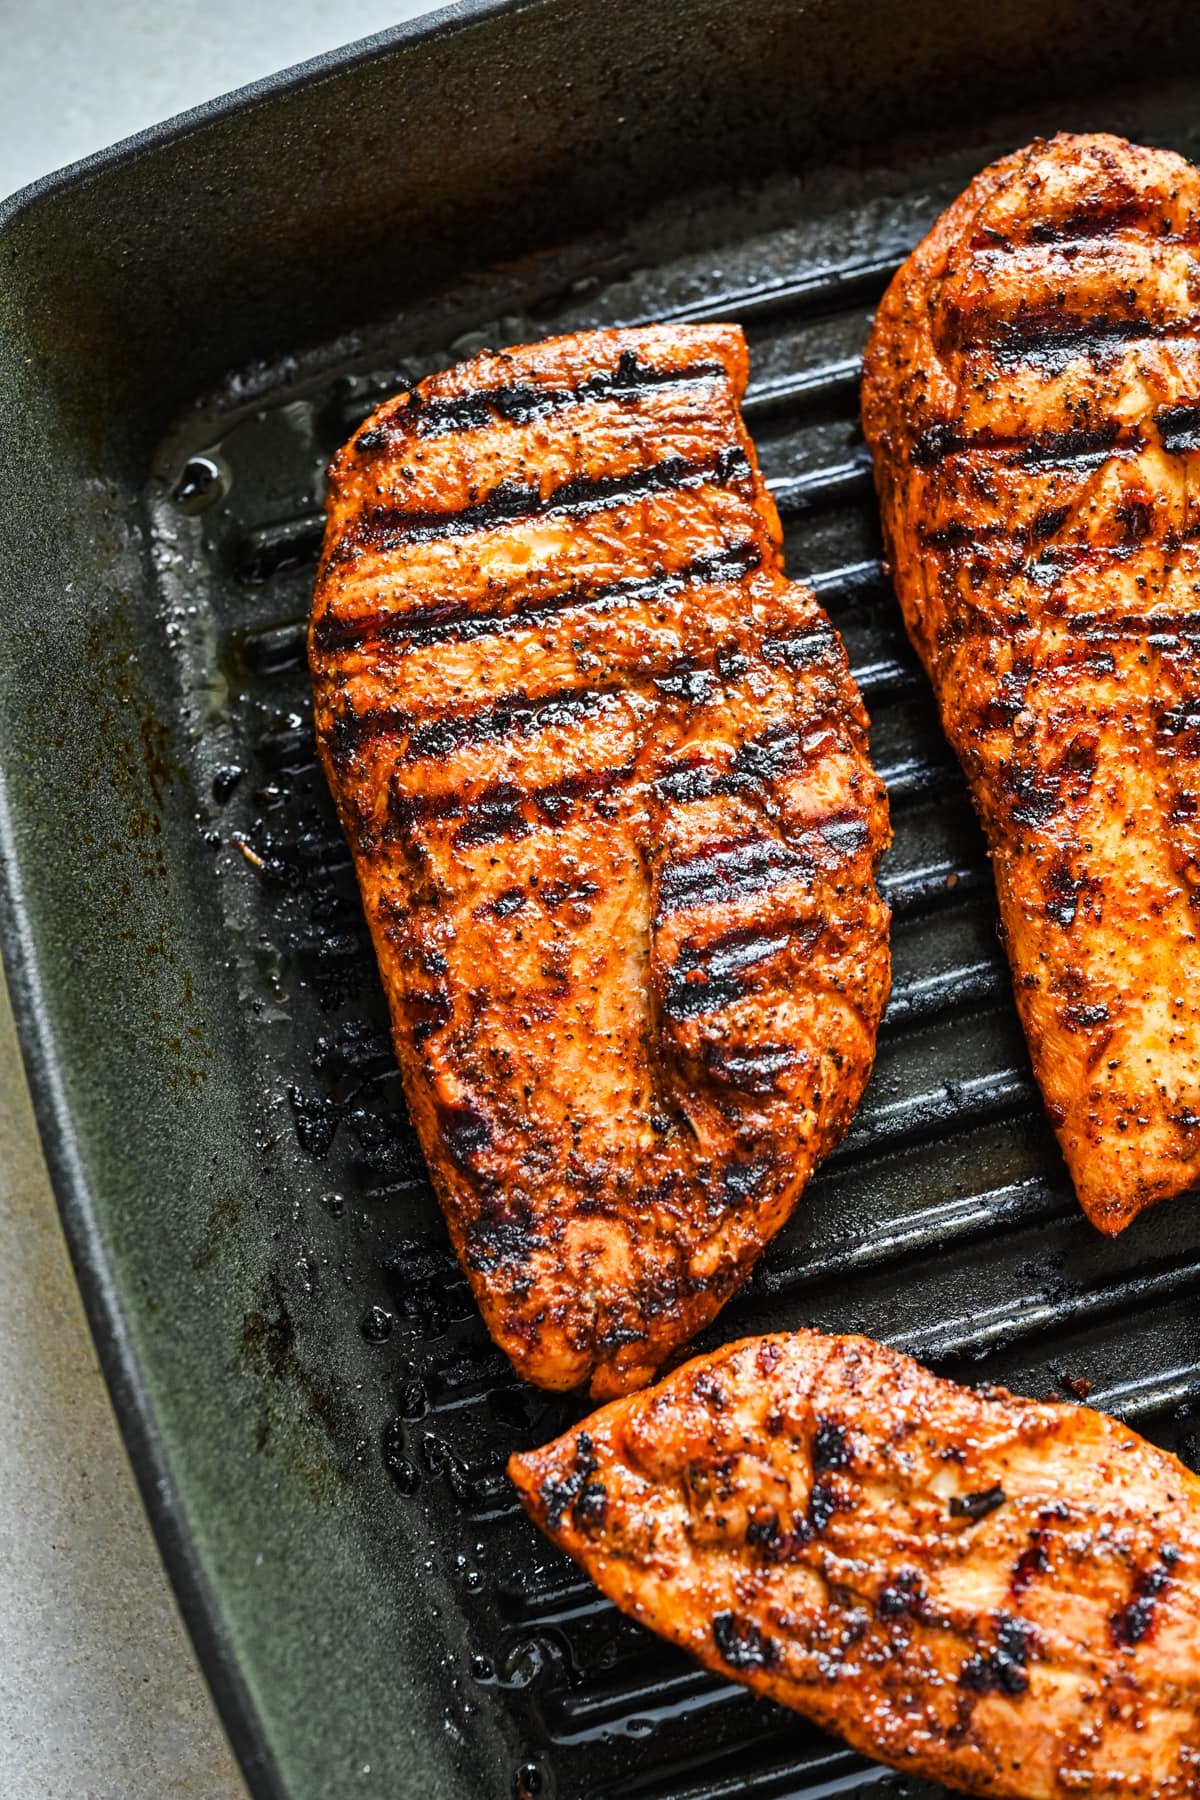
[0, 6, 435, 1795]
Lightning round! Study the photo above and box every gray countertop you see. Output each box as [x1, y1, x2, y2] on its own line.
[0, 7, 434, 1794]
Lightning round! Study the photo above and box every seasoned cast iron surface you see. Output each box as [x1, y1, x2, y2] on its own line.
[149, 104, 1200, 1800]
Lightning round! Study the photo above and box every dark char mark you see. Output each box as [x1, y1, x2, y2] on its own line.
[656, 836, 814, 917]
[1110, 1546, 1179, 1647]
[407, 686, 619, 764]
[656, 815, 869, 920]
[812, 1419, 852, 1472]
[960, 1614, 1035, 1696]
[911, 419, 1130, 472]
[950, 1485, 1007, 1522]
[464, 1197, 545, 1273]
[436, 1102, 494, 1172]
[335, 683, 620, 764]
[1011, 1531, 1050, 1598]
[761, 623, 840, 673]
[974, 312, 1178, 372]
[878, 1568, 926, 1620]
[388, 761, 638, 848]
[541, 1433, 600, 1531]
[703, 1042, 797, 1093]
[1017, 196, 1153, 244]
[313, 542, 762, 655]
[347, 445, 752, 554]
[1073, 611, 1200, 642]
[712, 1611, 779, 1672]
[662, 922, 798, 1022]
[655, 724, 811, 808]
[1158, 402, 1200, 455]
[971, 194, 1164, 253]
[806, 1476, 842, 1534]
[360, 352, 727, 446]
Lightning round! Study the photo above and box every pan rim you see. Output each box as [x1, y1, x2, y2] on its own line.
[0, 0, 536, 224]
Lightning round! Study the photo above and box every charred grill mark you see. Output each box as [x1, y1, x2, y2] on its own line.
[333, 684, 622, 765]
[540, 877, 599, 911]
[812, 1419, 852, 1471]
[312, 542, 762, 655]
[656, 835, 814, 917]
[338, 625, 807, 780]
[1044, 860, 1095, 929]
[1072, 612, 1200, 641]
[654, 724, 815, 807]
[653, 663, 720, 705]
[406, 687, 619, 764]
[962, 310, 1185, 371]
[762, 623, 841, 672]
[745, 1508, 782, 1550]
[910, 418, 1132, 471]
[703, 1041, 798, 1094]
[1110, 1546, 1179, 1647]
[970, 196, 1167, 251]
[344, 445, 753, 555]
[719, 1157, 774, 1208]
[388, 761, 639, 848]
[1027, 544, 1137, 588]
[356, 353, 728, 448]
[463, 1196, 545, 1272]
[806, 1474, 843, 1534]
[661, 921, 807, 1022]
[1114, 496, 1155, 543]
[878, 1567, 927, 1620]
[1014, 423, 1132, 470]
[959, 1614, 1035, 1696]
[1033, 506, 1071, 539]
[1018, 197, 1157, 242]
[656, 814, 872, 919]
[917, 510, 1071, 569]
[408, 985, 453, 1047]
[712, 1611, 779, 1672]
[436, 1101, 494, 1172]
[920, 520, 1017, 554]
[1002, 735, 1098, 829]
[1010, 1530, 1050, 1597]
[1159, 703, 1200, 738]
[1157, 401, 1200, 455]
[540, 1432, 600, 1531]
[950, 1485, 1007, 1522]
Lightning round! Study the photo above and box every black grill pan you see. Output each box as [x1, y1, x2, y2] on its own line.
[2, 4, 1200, 1796]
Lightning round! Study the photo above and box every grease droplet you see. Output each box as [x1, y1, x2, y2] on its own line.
[361, 1305, 394, 1343]
[175, 455, 225, 512]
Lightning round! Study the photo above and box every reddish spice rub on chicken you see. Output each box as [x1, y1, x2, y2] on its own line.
[862, 133, 1200, 1233]
[510, 1330, 1200, 1798]
[311, 326, 890, 1396]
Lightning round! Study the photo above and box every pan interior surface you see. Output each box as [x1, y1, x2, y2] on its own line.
[148, 85, 1200, 1800]
[2, 3, 1200, 1796]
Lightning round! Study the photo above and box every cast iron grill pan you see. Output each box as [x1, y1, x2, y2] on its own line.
[149, 103, 1200, 1800]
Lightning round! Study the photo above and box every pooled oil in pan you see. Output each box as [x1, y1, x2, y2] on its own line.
[148, 96, 1200, 1800]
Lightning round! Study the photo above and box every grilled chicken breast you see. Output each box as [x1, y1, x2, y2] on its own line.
[510, 1330, 1200, 1798]
[862, 133, 1200, 1233]
[311, 326, 890, 1396]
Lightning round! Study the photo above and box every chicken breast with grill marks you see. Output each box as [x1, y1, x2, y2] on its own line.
[511, 1330, 1200, 1798]
[311, 325, 890, 1396]
[863, 132, 1200, 1232]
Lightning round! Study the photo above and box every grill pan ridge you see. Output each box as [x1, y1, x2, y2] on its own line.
[3, 5, 1200, 1798]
